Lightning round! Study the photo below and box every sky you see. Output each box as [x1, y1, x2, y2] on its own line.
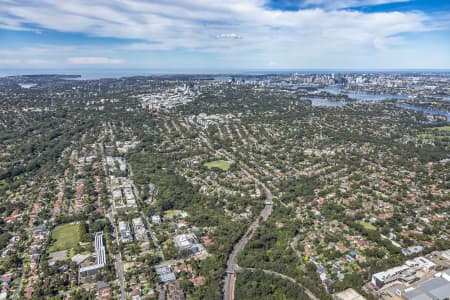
[0, 0, 449, 71]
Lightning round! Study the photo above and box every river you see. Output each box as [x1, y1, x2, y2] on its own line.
[310, 98, 346, 107]
[395, 104, 450, 121]
[318, 86, 408, 101]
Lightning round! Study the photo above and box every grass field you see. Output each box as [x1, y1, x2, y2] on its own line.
[164, 210, 184, 218]
[432, 126, 450, 132]
[360, 222, 376, 231]
[48, 222, 82, 252]
[417, 126, 450, 139]
[204, 160, 231, 171]
[417, 133, 437, 139]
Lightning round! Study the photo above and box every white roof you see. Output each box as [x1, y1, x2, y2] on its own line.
[79, 263, 104, 273]
[373, 265, 409, 281]
[173, 234, 192, 248]
[71, 253, 89, 265]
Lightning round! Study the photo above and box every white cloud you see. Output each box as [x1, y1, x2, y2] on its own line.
[216, 33, 242, 39]
[122, 43, 172, 51]
[0, 0, 447, 68]
[68, 57, 125, 64]
[25, 59, 49, 64]
[0, 59, 21, 64]
[300, 0, 411, 10]
[0, 45, 78, 57]
[0, 1, 431, 49]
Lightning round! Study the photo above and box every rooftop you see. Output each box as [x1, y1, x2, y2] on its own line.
[405, 277, 450, 300]
[333, 288, 366, 300]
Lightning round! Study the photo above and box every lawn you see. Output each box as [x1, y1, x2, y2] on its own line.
[48, 222, 83, 252]
[432, 126, 450, 132]
[163, 210, 189, 219]
[360, 222, 376, 231]
[417, 126, 450, 139]
[417, 133, 436, 139]
[204, 160, 231, 171]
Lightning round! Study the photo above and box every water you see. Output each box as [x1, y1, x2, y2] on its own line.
[347, 93, 408, 101]
[19, 83, 37, 88]
[318, 86, 408, 101]
[0, 69, 223, 80]
[395, 104, 450, 121]
[1, 69, 335, 80]
[319, 86, 341, 95]
[211, 76, 262, 82]
[310, 98, 346, 107]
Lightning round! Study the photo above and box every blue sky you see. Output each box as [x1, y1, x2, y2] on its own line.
[0, 0, 449, 70]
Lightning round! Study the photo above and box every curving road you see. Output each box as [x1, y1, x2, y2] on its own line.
[290, 234, 306, 268]
[239, 267, 318, 300]
[198, 132, 274, 300]
[223, 184, 273, 300]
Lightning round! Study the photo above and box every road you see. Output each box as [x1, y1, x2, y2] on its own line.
[107, 208, 126, 300]
[12, 263, 26, 299]
[240, 267, 318, 300]
[223, 184, 273, 300]
[101, 141, 126, 300]
[115, 253, 126, 300]
[198, 132, 275, 300]
[139, 211, 165, 260]
[128, 163, 165, 261]
[11, 227, 32, 300]
[290, 234, 306, 268]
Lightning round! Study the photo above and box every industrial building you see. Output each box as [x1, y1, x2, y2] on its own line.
[79, 232, 106, 277]
[132, 217, 147, 241]
[155, 266, 176, 283]
[119, 221, 133, 243]
[404, 269, 450, 300]
[333, 288, 366, 300]
[371, 257, 435, 288]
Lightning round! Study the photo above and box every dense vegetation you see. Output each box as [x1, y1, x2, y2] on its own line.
[235, 269, 309, 300]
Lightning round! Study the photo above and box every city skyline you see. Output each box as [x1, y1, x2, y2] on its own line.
[1, 0, 450, 70]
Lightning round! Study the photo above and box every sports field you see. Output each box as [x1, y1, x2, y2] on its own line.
[48, 222, 82, 252]
[360, 222, 376, 231]
[417, 126, 450, 139]
[432, 126, 450, 132]
[204, 160, 231, 171]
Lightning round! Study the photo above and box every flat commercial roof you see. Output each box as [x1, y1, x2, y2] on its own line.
[71, 253, 89, 265]
[420, 277, 450, 299]
[159, 272, 176, 283]
[79, 263, 105, 273]
[334, 288, 366, 300]
[405, 277, 450, 300]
